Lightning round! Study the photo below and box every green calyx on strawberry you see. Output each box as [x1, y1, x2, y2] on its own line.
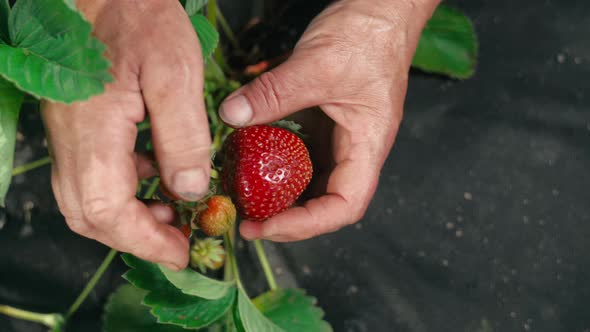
[221, 125, 313, 222]
[190, 238, 226, 272]
[197, 195, 237, 236]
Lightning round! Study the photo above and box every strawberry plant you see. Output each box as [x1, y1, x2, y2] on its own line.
[0, 0, 478, 331]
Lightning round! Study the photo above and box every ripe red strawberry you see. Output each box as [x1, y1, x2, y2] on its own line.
[197, 195, 237, 236]
[221, 125, 313, 221]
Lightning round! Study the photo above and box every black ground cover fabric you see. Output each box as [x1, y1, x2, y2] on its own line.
[1, 0, 589, 331]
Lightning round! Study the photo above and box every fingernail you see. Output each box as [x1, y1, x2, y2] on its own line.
[219, 95, 253, 127]
[161, 262, 182, 271]
[172, 168, 209, 201]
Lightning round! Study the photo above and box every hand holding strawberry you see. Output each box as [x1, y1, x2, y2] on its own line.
[219, 0, 442, 241]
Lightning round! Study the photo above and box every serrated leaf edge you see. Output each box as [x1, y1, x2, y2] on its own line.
[101, 285, 144, 332]
[121, 254, 237, 330]
[235, 288, 286, 332]
[253, 288, 333, 332]
[142, 288, 237, 330]
[0, 0, 113, 103]
[190, 14, 219, 60]
[0, 78, 23, 207]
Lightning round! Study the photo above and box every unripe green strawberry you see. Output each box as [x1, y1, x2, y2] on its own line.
[190, 238, 226, 272]
[197, 195, 236, 236]
[222, 125, 313, 221]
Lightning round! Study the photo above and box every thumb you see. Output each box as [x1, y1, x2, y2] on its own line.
[219, 56, 324, 126]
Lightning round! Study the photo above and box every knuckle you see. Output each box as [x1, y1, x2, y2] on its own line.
[167, 57, 193, 82]
[66, 218, 93, 236]
[157, 66, 190, 94]
[301, 34, 351, 77]
[349, 208, 367, 225]
[146, 57, 199, 109]
[250, 71, 286, 113]
[161, 132, 211, 154]
[81, 197, 118, 228]
[346, 200, 369, 226]
[50, 179, 94, 236]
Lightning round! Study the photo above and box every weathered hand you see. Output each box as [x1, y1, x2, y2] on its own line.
[42, 0, 210, 270]
[219, 0, 441, 241]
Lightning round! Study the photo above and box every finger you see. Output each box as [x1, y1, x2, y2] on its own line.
[83, 199, 188, 271]
[240, 144, 380, 242]
[219, 53, 327, 127]
[74, 139, 189, 269]
[147, 202, 176, 224]
[43, 90, 190, 269]
[140, 10, 211, 202]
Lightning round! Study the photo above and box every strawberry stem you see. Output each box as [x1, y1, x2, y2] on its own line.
[144, 177, 161, 199]
[65, 249, 118, 319]
[253, 240, 278, 291]
[5, 162, 164, 328]
[223, 228, 235, 281]
[0, 305, 63, 329]
[223, 231, 244, 291]
[212, 126, 224, 153]
[215, 4, 239, 50]
[11, 156, 51, 176]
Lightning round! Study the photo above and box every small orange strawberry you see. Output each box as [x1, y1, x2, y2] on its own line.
[197, 195, 236, 236]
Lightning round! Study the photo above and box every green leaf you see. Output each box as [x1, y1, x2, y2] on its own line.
[254, 289, 333, 332]
[190, 14, 219, 60]
[144, 289, 236, 329]
[270, 120, 307, 140]
[122, 254, 236, 329]
[412, 4, 478, 79]
[103, 285, 186, 332]
[0, 0, 9, 43]
[158, 264, 235, 300]
[0, 0, 112, 103]
[61, 0, 77, 11]
[271, 120, 302, 134]
[233, 288, 284, 332]
[185, 0, 208, 16]
[0, 77, 24, 207]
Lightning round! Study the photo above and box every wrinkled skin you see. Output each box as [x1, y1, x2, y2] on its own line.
[220, 0, 441, 241]
[43, 0, 440, 269]
[42, 0, 209, 270]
